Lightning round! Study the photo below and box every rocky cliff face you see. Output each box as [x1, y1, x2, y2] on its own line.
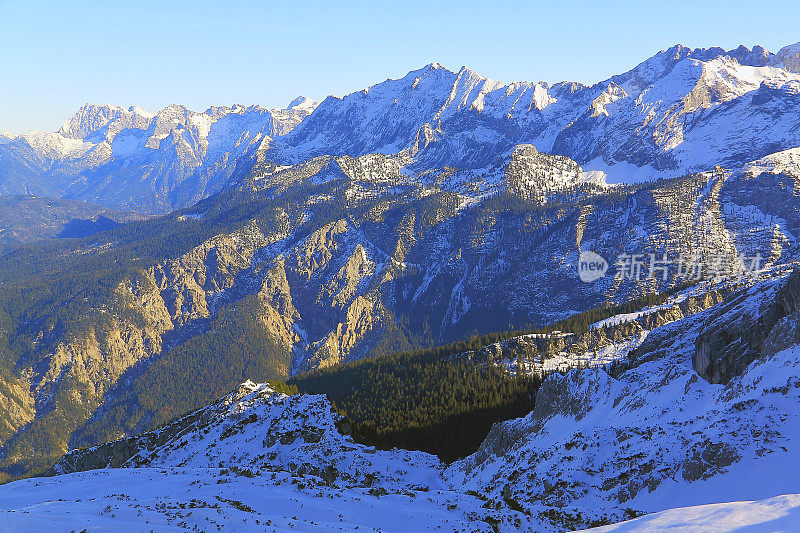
[0, 374, 35, 450]
[694, 268, 800, 384]
[0, 270, 175, 473]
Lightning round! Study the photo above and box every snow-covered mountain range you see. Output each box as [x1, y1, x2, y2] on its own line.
[0, 125, 797, 485]
[3, 43, 800, 213]
[0, 98, 318, 213]
[271, 43, 800, 181]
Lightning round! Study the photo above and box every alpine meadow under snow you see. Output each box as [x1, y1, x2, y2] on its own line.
[0, 40, 799, 532]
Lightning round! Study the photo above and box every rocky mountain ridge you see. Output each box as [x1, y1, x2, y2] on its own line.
[4, 42, 800, 215]
[0, 98, 318, 213]
[269, 43, 800, 181]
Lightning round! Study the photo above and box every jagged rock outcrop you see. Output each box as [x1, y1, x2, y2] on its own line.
[50, 381, 299, 475]
[153, 220, 270, 328]
[694, 269, 800, 384]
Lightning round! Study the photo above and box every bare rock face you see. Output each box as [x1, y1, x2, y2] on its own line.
[0, 374, 35, 446]
[0, 271, 176, 470]
[682, 441, 741, 482]
[154, 220, 268, 328]
[694, 269, 800, 384]
[762, 311, 800, 358]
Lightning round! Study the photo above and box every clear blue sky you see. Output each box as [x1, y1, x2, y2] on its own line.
[2, 0, 799, 133]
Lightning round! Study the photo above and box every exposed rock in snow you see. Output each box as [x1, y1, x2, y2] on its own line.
[52, 379, 441, 490]
[58, 103, 155, 141]
[504, 144, 604, 202]
[17, 380, 520, 532]
[269, 96, 320, 136]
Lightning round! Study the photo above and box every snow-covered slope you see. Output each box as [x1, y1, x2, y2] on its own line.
[0, 380, 519, 532]
[52, 380, 441, 488]
[744, 146, 800, 177]
[0, 468, 507, 532]
[3, 268, 800, 531]
[447, 267, 800, 529]
[581, 493, 800, 532]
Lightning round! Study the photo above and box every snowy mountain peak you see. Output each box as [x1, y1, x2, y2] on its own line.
[772, 41, 800, 73]
[58, 102, 154, 140]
